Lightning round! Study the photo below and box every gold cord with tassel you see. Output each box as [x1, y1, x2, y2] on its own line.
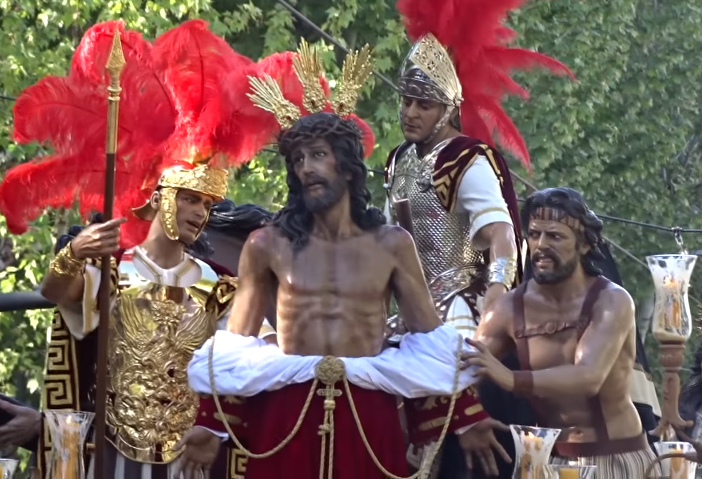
[208, 332, 465, 478]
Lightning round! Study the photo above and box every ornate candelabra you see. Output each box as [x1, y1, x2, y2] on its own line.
[44, 410, 95, 479]
[0, 459, 18, 479]
[510, 425, 561, 479]
[646, 253, 698, 438]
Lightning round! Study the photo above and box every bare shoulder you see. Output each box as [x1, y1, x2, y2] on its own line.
[596, 281, 635, 324]
[494, 288, 519, 315]
[244, 226, 281, 254]
[375, 224, 415, 253]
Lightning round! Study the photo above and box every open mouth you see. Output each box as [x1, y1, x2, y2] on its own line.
[186, 220, 201, 230]
[305, 182, 325, 190]
[403, 124, 420, 132]
[534, 257, 554, 267]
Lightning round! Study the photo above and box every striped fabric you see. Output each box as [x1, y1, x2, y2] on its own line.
[551, 448, 661, 478]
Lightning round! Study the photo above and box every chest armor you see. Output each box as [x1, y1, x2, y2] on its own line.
[106, 256, 219, 464]
[387, 141, 485, 304]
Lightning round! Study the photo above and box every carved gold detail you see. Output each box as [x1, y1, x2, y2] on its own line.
[402, 33, 462, 106]
[247, 75, 301, 129]
[292, 38, 327, 114]
[105, 263, 218, 464]
[49, 244, 85, 278]
[158, 164, 228, 201]
[248, 40, 374, 129]
[332, 44, 373, 117]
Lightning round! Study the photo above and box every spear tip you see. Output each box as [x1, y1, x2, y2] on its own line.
[106, 28, 126, 77]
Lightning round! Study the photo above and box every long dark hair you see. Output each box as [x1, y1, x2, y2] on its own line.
[521, 187, 605, 276]
[272, 112, 385, 252]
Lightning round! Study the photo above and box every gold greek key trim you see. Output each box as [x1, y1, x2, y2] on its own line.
[214, 412, 242, 425]
[464, 404, 483, 416]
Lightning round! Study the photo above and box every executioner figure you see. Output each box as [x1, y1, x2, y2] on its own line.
[0, 20, 275, 478]
[385, 0, 574, 476]
[463, 187, 660, 477]
[175, 42, 499, 479]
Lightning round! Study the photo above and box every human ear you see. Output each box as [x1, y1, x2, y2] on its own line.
[150, 191, 161, 211]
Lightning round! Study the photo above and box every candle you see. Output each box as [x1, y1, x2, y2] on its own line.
[669, 455, 688, 478]
[52, 416, 81, 479]
[520, 433, 545, 478]
[558, 468, 579, 479]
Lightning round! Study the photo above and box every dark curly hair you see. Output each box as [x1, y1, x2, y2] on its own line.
[521, 187, 605, 276]
[272, 112, 385, 252]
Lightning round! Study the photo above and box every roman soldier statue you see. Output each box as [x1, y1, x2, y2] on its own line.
[384, 0, 574, 477]
[0, 19, 273, 479]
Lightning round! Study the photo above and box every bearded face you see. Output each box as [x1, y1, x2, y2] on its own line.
[527, 218, 584, 285]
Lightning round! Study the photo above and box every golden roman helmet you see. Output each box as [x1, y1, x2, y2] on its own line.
[132, 157, 228, 241]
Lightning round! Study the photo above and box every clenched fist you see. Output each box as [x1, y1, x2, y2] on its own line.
[70, 218, 127, 260]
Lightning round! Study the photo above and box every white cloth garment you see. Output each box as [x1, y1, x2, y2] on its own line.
[188, 324, 479, 398]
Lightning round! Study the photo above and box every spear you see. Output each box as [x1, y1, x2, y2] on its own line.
[93, 28, 126, 476]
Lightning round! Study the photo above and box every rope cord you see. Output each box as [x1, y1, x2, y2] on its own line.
[206, 332, 466, 478]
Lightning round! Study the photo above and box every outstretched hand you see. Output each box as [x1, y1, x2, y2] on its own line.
[173, 427, 222, 479]
[461, 338, 515, 392]
[457, 417, 512, 476]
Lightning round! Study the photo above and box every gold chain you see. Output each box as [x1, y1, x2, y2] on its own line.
[342, 333, 464, 479]
[208, 331, 464, 478]
[208, 336, 317, 458]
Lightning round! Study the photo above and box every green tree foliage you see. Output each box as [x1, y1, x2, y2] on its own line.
[1, 0, 701, 459]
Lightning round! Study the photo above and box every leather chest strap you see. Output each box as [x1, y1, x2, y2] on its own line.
[513, 277, 612, 441]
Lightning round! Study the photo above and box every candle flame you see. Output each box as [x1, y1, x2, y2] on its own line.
[663, 275, 676, 287]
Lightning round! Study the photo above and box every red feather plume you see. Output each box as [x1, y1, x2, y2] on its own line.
[0, 22, 176, 248]
[1, 20, 267, 248]
[152, 20, 262, 170]
[396, 0, 575, 168]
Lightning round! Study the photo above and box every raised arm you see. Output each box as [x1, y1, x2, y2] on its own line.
[41, 218, 124, 306]
[387, 226, 443, 333]
[225, 227, 276, 337]
[530, 287, 634, 397]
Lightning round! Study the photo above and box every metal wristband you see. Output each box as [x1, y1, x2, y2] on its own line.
[513, 371, 534, 396]
[488, 257, 517, 289]
[49, 243, 86, 278]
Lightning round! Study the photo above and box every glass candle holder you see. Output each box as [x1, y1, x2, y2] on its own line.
[0, 459, 19, 479]
[646, 254, 697, 343]
[544, 464, 596, 479]
[44, 410, 95, 479]
[510, 425, 561, 479]
[654, 441, 696, 479]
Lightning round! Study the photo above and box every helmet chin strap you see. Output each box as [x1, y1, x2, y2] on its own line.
[419, 105, 454, 146]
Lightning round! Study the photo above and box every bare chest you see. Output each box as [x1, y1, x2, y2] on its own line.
[274, 237, 394, 299]
[513, 297, 590, 371]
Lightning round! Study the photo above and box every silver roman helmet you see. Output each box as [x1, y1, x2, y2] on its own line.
[398, 34, 464, 137]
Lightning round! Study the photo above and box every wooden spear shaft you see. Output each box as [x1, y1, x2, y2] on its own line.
[93, 29, 126, 477]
